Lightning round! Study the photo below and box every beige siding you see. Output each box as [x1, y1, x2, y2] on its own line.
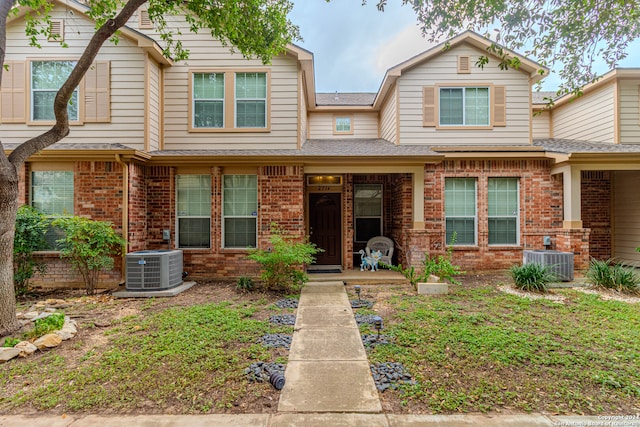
[613, 171, 640, 266]
[397, 44, 532, 145]
[532, 110, 551, 139]
[619, 79, 640, 144]
[3, 5, 147, 149]
[156, 16, 299, 150]
[379, 84, 398, 143]
[552, 83, 615, 143]
[308, 112, 378, 139]
[147, 58, 161, 151]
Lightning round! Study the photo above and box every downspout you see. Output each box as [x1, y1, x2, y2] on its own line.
[115, 154, 129, 283]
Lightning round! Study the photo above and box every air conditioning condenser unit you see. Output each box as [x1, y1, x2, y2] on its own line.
[126, 250, 183, 291]
[523, 250, 574, 281]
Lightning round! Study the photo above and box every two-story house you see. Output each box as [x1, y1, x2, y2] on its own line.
[3, 0, 640, 287]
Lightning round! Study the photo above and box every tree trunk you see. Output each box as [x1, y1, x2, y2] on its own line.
[0, 160, 20, 336]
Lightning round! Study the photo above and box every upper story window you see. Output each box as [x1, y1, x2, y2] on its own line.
[31, 60, 78, 122]
[235, 72, 267, 128]
[440, 87, 489, 126]
[423, 85, 506, 129]
[193, 73, 225, 128]
[334, 116, 353, 134]
[189, 70, 270, 132]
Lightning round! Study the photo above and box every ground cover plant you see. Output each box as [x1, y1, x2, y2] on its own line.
[0, 283, 291, 414]
[587, 258, 640, 294]
[365, 273, 640, 415]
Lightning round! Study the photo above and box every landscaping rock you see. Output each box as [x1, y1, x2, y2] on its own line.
[274, 298, 299, 309]
[370, 362, 416, 392]
[354, 314, 378, 326]
[0, 347, 21, 363]
[244, 361, 286, 383]
[269, 314, 296, 326]
[20, 311, 39, 320]
[350, 299, 374, 309]
[33, 333, 63, 350]
[361, 334, 392, 348]
[259, 334, 292, 349]
[14, 341, 38, 357]
[55, 317, 78, 341]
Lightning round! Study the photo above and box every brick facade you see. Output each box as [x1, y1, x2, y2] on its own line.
[581, 171, 611, 260]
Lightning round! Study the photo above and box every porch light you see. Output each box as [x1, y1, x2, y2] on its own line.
[374, 316, 383, 339]
[354, 285, 361, 301]
[307, 175, 343, 186]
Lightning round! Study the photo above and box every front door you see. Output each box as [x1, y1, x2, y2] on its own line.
[309, 193, 341, 265]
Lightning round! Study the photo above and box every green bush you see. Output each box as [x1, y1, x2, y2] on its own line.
[13, 205, 48, 295]
[52, 216, 127, 295]
[385, 233, 464, 290]
[23, 312, 66, 340]
[236, 276, 255, 292]
[2, 337, 21, 348]
[587, 258, 640, 294]
[510, 262, 557, 293]
[248, 223, 321, 292]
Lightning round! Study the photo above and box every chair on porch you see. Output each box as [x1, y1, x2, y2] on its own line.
[365, 236, 394, 267]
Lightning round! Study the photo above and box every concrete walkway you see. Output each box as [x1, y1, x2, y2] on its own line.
[277, 280, 381, 413]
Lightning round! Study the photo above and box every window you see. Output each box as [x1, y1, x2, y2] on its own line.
[223, 175, 258, 248]
[189, 70, 269, 131]
[31, 170, 74, 249]
[31, 60, 78, 122]
[445, 178, 476, 245]
[440, 87, 489, 126]
[193, 73, 224, 128]
[354, 184, 383, 242]
[235, 72, 267, 128]
[488, 178, 519, 245]
[177, 175, 211, 249]
[334, 116, 352, 134]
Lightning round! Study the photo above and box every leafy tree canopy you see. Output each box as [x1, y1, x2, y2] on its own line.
[375, 0, 640, 100]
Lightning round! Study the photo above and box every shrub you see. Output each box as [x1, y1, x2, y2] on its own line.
[52, 216, 127, 295]
[236, 276, 255, 292]
[510, 262, 557, 293]
[587, 258, 640, 294]
[13, 205, 48, 295]
[2, 337, 21, 348]
[248, 223, 322, 292]
[23, 312, 66, 340]
[385, 233, 464, 290]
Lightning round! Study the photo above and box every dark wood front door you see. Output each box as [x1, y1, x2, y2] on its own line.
[309, 193, 341, 265]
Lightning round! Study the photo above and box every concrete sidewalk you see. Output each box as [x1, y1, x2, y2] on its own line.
[277, 280, 381, 413]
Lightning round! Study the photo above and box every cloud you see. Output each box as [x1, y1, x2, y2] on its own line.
[373, 24, 436, 76]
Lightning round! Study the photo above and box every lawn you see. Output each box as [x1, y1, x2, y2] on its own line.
[358, 273, 640, 415]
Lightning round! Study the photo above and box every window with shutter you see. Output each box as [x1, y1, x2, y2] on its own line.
[423, 86, 436, 127]
[0, 61, 26, 123]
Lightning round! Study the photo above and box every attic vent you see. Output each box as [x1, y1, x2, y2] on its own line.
[457, 55, 471, 74]
[139, 9, 153, 29]
[48, 20, 64, 42]
[582, 171, 609, 180]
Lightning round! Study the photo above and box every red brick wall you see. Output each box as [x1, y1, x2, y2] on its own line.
[127, 162, 148, 253]
[581, 171, 611, 260]
[389, 173, 413, 266]
[421, 159, 565, 271]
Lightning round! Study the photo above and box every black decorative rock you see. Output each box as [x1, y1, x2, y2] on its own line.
[244, 362, 286, 384]
[259, 333, 293, 349]
[369, 362, 416, 392]
[269, 314, 296, 326]
[354, 314, 378, 326]
[361, 334, 392, 347]
[350, 299, 374, 309]
[274, 298, 299, 309]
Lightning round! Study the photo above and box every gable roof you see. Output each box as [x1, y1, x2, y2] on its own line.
[373, 30, 549, 109]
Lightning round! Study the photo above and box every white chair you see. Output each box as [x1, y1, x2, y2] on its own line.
[365, 236, 394, 266]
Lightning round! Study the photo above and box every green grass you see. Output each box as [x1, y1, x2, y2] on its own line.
[368, 284, 640, 414]
[0, 300, 289, 413]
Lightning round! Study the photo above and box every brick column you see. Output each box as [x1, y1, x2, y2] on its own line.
[555, 228, 590, 269]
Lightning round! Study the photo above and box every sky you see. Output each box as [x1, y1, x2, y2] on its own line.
[289, 0, 640, 94]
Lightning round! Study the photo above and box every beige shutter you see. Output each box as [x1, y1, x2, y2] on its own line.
[1, 61, 26, 123]
[493, 85, 506, 127]
[84, 61, 111, 123]
[457, 55, 471, 74]
[48, 20, 64, 42]
[139, 9, 153, 29]
[423, 86, 436, 127]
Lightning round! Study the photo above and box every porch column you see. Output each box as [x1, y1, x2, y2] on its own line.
[559, 165, 583, 229]
[412, 166, 425, 229]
